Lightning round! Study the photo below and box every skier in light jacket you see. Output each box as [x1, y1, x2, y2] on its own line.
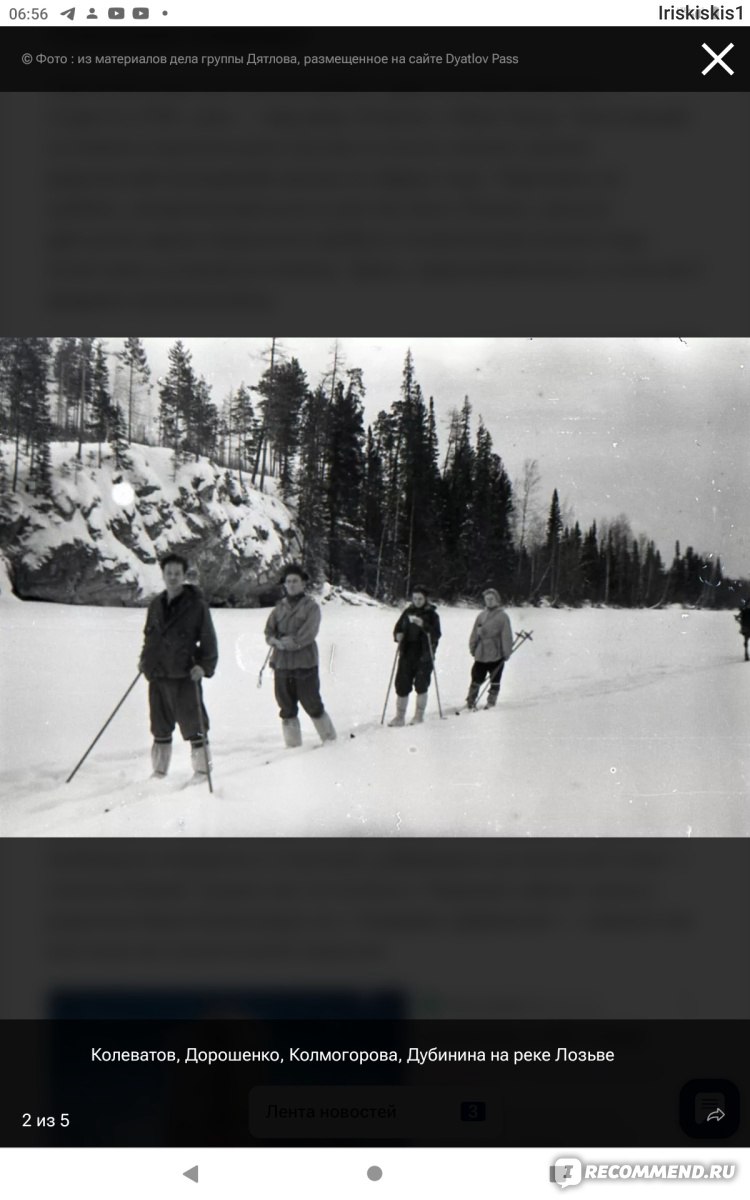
[466, 588, 513, 709]
[264, 563, 337, 748]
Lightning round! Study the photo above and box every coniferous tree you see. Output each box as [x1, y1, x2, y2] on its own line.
[252, 357, 306, 497]
[318, 339, 344, 475]
[362, 424, 386, 596]
[27, 391, 53, 500]
[616, 527, 634, 606]
[391, 350, 419, 596]
[630, 538, 642, 606]
[557, 522, 584, 604]
[159, 340, 196, 467]
[544, 488, 563, 601]
[580, 521, 603, 603]
[91, 342, 112, 467]
[681, 546, 709, 607]
[321, 339, 345, 408]
[109, 400, 130, 472]
[385, 354, 443, 596]
[665, 540, 682, 605]
[250, 338, 283, 489]
[52, 336, 80, 435]
[0, 339, 12, 440]
[326, 370, 366, 586]
[467, 417, 515, 595]
[370, 351, 428, 597]
[371, 408, 401, 599]
[74, 337, 95, 461]
[708, 555, 722, 606]
[641, 539, 664, 607]
[420, 396, 447, 587]
[115, 337, 151, 442]
[229, 383, 259, 483]
[0, 337, 52, 491]
[295, 384, 331, 582]
[597, 515, 632, 605]
[192, 375, 219, 461]
[440, 397, 475, 598]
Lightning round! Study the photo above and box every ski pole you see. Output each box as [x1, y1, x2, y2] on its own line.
[66, 672, 142, 784]
[194, 680, 214, 794]
[426, 634, 444, 719]
[257, 647, 272, 688]
[380, 645, 400, 725]
[474, 660, 506, 709]
[474, 629, 533, 707]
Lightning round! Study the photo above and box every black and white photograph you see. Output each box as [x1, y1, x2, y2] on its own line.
[0, 336, 747, 838]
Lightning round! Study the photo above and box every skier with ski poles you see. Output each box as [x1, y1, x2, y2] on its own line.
[387, 585, 441, 726]
[138, 552, 218, 781]
[264, 563, 337, 748]
[736, 604, 750, 662]
[466, 588, 513, 710]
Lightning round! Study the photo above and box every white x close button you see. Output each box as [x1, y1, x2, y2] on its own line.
[702, 43, 734, 76]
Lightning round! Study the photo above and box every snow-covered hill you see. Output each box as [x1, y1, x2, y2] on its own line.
[1, 600, 747, 838]
[0, 442, 298, 604]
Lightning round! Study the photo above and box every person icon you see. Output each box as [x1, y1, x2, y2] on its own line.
[86, 7, 98, 17]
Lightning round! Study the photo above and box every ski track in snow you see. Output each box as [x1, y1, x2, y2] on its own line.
[1, 601, 748, 838]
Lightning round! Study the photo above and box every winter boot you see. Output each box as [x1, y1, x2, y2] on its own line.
[190, 739, 212, 776]
[281, 717, 302, 748]
[151, 740, 172, 778]
[410, 692, 428, 724]
[388, 696, 408, 727]
[466, 683, 480, 710]
[312, 711, 337, 743]
[486, 687, 500, 709]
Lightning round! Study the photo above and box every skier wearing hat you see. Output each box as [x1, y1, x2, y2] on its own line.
[466, 588, 513, 709]
[264, 563, 337, 747]
[388, 585, 441, 726]
[138, 552, 218, 779]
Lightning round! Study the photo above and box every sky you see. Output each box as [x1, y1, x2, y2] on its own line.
[110, 337, 748, 579]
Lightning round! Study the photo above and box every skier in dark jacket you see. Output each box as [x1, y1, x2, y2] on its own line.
[736, 606, 750, 662]
[388, 585, 441, 726]
[139, 553, 218, 779]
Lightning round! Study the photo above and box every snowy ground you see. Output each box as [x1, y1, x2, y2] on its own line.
[0, 599, 747, 838]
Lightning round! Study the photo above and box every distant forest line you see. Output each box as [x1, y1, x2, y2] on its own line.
[0, 336, 746, 609]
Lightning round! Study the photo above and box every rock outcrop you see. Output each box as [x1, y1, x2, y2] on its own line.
[0, 442, 300, 606]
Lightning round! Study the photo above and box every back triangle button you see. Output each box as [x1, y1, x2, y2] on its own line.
[183, 1165, 199, 1183]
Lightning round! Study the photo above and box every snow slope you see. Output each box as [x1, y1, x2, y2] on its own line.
[0, 553, 18, 603]
[0, 601, 747, 838]
[0, 441, 295, 604]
